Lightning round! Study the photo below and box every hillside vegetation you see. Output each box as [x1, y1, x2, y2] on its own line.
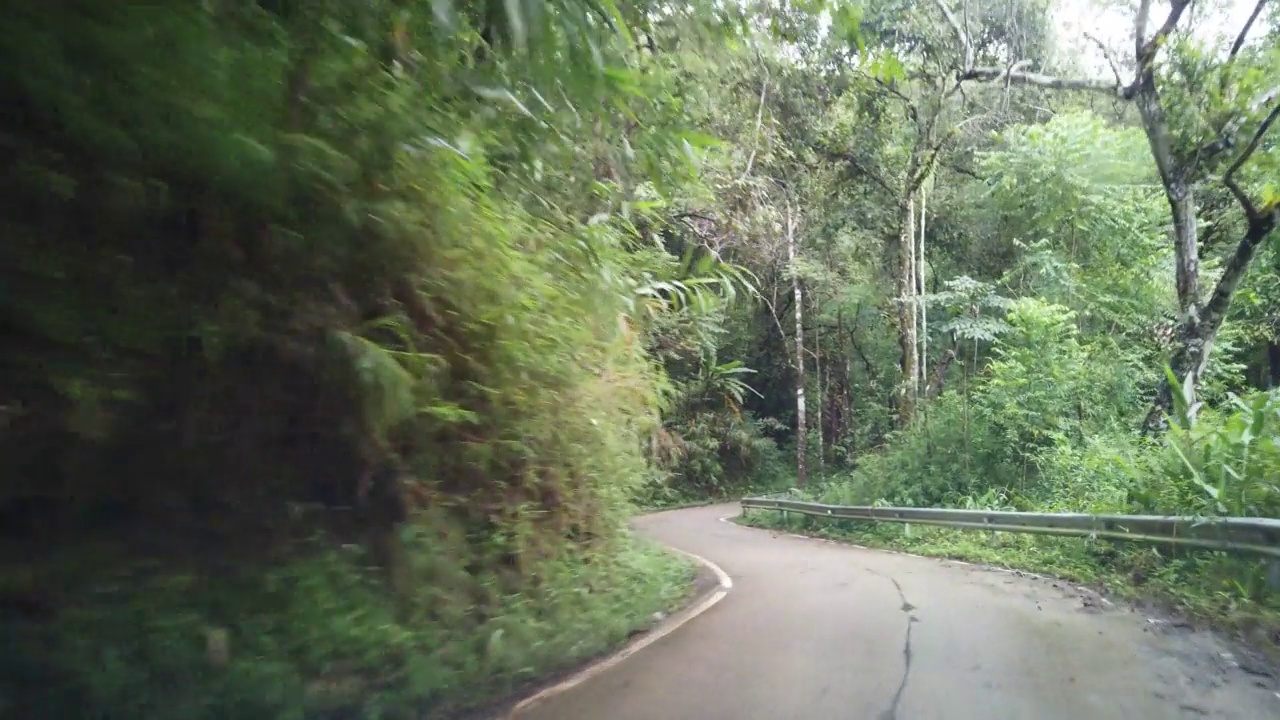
[2, 0, 1280, 717]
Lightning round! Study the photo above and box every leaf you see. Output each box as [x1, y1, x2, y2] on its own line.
[1168, 439, 1216, 499]
[868, 53, 905, 83]
[833, 3, 865, 55]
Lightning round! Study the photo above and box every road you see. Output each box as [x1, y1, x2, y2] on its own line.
[514, 503, 1280, 720]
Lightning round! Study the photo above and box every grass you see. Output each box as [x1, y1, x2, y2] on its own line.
[0, 533, 699, 720]
[434, 537, 700, 716]
[735, 509, 1280, 660]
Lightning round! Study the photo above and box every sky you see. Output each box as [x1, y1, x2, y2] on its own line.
[1051, 0, 1268, 79]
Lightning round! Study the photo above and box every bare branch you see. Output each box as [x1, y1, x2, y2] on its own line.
[1084, 32, 1125, 87]
[932, 0, 973, 70]
[816, 145, 902, 201]
[943, 0, 1182, 103]
[1135, 0, 1153, 56]
[1230, 0, 1269, 60]
[1195, 85, 1280, 166]
[958, 66, 1129, 97]
[673, 211, 718, 224]
[1138, 0, 1192, 66]
[740, 71, 770, 181]
[1224, 99, 1280, 220]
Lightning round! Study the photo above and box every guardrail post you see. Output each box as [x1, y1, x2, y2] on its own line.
[1268, 560, 1280, 590]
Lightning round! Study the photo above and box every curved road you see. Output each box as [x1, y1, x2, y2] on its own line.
[515, 503, 1280, 720]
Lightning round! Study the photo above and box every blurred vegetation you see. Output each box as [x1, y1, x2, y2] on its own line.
[0, 0, 756, 717]
[3, 0, 1280, 716]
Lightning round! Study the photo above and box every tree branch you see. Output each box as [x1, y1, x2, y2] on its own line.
[1199, 212, 1279, 359]
[942, 160, 984, 180]
[815, 144, 902, 200]
[1230, 0, 1269, 60]
[673, 210, 717, 223]
[1137, 0, 1191, 67]
[941, 0, 1182, 104]
[1224, 99, 1280, 221]
[1194, 85, 1280, 167]
[1084, 32, 1124, 87]
[864, 72, 917, 112]
[931, 0, 972, 70]
[1135, 0, 1152, 57]
[740, 69, 770, 181]
[957, 66, 1130, 97]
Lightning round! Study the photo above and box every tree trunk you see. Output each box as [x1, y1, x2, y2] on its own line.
[1132, 59, 1280, 431]
[814, 318, 825, 479]
[918, 179, 928, 399]
[1267, 341, 1280, 390]
[838, 308, 854, 456]
[926, 347, 957, 400]
[895, 178, 920, 428]
[1131, 64, 1202, 432]
[1147, 213, 1278, 429]
[787, 203, 807, 487]
[933, 0, 1277, 432]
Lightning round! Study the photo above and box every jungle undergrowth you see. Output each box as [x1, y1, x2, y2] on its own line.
[0, 535, 697, 720]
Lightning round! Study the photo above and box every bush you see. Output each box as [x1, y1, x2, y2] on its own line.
[1, 533, 695, 720]
[820, 298, 1144, 508]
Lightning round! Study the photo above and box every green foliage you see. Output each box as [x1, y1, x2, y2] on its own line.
[645, 408, 787, 505]
[927, 275, 1014, 343]
[1135, 387, 1280, 518]
[1, 0, 749, 716]
[7, 0, 1280, 709]
[979, 112, 1171, 335]
[817, 297, 1143, 508]
[718, 0, 1280, 658]
[2, 534, 694, 720]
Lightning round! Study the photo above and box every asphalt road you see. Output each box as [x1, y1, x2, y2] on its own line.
[514, 503, 1280, 720]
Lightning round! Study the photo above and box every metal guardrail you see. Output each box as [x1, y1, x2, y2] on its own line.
[740, 496, 1280, 559]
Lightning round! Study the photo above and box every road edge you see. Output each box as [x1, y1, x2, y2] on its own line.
[729, 512, 1280, 678]
[496, 545, 733, 719]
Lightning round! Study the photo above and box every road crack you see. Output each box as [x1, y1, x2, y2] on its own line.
[868, 570, 916, 720]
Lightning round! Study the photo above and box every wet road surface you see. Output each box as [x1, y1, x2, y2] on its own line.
[516, 503, 1280, 720]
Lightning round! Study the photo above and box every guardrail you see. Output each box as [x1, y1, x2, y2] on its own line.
[740, 496, 1280, 560]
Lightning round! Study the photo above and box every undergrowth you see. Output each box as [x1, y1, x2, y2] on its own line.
[1, 535, 696, 720]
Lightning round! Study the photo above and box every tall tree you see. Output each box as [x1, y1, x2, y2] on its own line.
[820, 0, 1053, 426]
[933, 0, 1280, 428]
[786, 198, 809, 486]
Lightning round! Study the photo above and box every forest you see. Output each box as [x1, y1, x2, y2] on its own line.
[1, 0, 1278, 718]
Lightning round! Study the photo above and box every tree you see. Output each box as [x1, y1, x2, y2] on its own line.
[785, 198, 809, 485]
[933, 0, 1280, 429]
[816, 0, 1054, 426]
